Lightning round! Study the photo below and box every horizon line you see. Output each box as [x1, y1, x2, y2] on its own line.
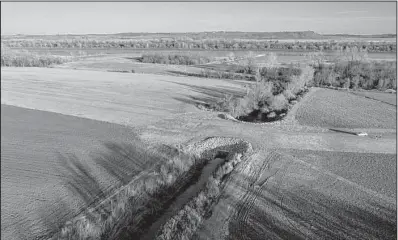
[2, 30, 397, 37]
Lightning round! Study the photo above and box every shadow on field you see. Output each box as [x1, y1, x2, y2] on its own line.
[56, 140, 179, 208]
[226, 185, 397, 240]
[166, 70, 253, 81]
[29, 140, 182, 239]
[329, 128, 358, 135]
[166, 81, 247, 107]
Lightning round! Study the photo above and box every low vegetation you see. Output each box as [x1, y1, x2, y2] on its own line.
[307, 48, 397, 90]
[202, 52, 313, 122]
[312, 60, 397, 90]
[51, 136, 254, 240]
[138, 53, 212, 65]
[157, 153, 244, 240]
[1, 46, 73, 67]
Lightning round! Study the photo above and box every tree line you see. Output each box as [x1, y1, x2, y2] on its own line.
[2, 39, 395, 52]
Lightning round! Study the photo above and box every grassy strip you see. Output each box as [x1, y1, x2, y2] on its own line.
[138, 53, 212, 65]
[156, 152, 245, 240]
[1, 47, 74, 67]
[198, 68, 255, 81]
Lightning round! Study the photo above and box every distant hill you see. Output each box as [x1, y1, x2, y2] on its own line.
[2, 31, 396, 40]
[111, 31, 325, 40]
[323, 33, 396, 38]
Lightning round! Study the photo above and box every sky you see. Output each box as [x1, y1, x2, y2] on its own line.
[1, 2, 396, 35]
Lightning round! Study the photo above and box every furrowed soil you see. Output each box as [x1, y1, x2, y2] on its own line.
[295, 88, 397, 129]
[350, 90, 397, 106]
[1, 105, 154, 239]
[1, 66, 396, 239]
[195, 149, 396, 240]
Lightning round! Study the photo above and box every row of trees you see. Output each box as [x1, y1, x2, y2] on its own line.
[312, 61, 397, 90]
[138, 53, 211, 65]
[2, 38, 395, 52]
[309, 49, 396, 90]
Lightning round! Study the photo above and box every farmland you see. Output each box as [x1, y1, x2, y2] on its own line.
[350, 90, 397, 106]
[295, 88, 397, 129]
[1, 31, 397, 240]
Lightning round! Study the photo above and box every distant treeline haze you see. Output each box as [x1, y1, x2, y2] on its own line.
[2, 39, 396, 52]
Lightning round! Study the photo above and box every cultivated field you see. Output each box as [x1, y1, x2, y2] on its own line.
[350, 90, 397, 106]
[295, 88, 397, 129]
[1, 105, 154, 239]
[195, 149, 396, 240]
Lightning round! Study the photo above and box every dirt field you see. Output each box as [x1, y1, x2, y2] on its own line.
[1, 66, 396, 239]
[350, 90, 397, 106]
[1, 67, 247, 127]
[1, 105, 156, 239]
[295, 88, 397, 129]
[196, 149, 396, 240]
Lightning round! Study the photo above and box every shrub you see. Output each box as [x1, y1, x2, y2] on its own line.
[203, 65, 312, 121]
[259, 65, 302, 94]
[283, 89, 296, 100]
[288, 66, 314, 93]
[268, 94, 288, 111]
[197, 68, 253, 81]
[267, 112, 276, 118]
[229, 95, 256, 118]
[248, 81, 274, 108]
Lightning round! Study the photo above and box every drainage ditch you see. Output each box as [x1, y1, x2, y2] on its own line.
[113, 137, 253, 240]
[140, 154, 227, 240]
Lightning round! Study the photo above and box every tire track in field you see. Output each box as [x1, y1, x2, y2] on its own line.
[231, 151, 280, 240]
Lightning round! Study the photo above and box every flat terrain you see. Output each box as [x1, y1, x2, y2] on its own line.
[350, 90, 397, 106]
[196, 149, 396, 240]
[283, 149, 397, 198]
[1, 67, 246, 127]
[295, 88, 397, 129]
[10, 48, 398, 61]
[1, 66, 396, 239]
[0, 105, 159, 239]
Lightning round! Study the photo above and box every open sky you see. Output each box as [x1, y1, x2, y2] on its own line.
[1, 2, 396, 35]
